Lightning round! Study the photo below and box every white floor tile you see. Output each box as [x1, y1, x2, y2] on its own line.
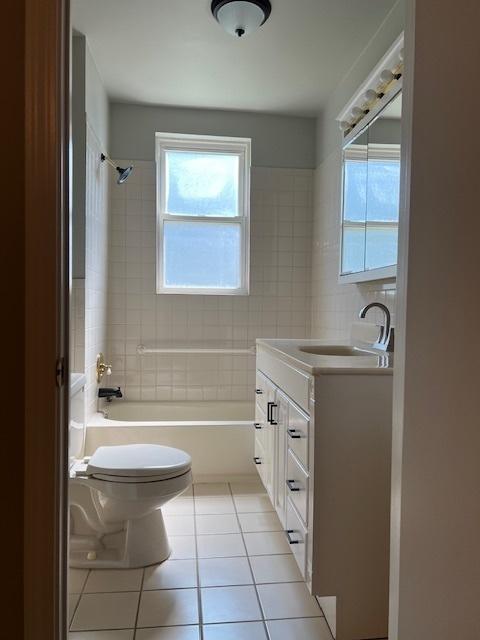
[229, 481, 266, 496]
[193, 483, 230, 496]
[69, 569, 89, 594]
[169, 536, 197, 559]
[70, 592, 139, 631]
[135, 626, 200, 640]
[201, 586, 262, 624]
[203, 621, 267, 640]
[69, 632, 134, 640]
[233, 496, 274, 514]
[257, 583, 322, 620]
[194, 496, 235, 515]
[69, 594, 80, 627]
[162, 497, 194, 516]
[83, 569, 143, 593]
[137, 589, 199, 628]
[164, 515, 195, 536]
[195, 514, 240, 535]
[143, 560, 197, 590]
[198, 557, 252, 587]
[197, 534, 246, 558]
[250, 554, 303, 583]
[243, 532, 291, 556]
[238, 512, 282, 533]
[266, 617, 333, 640]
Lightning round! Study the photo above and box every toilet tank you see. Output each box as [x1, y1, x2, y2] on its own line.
[70, 373, 87, 467]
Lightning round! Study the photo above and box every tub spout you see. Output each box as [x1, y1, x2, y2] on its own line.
[98, 387, 123, 402]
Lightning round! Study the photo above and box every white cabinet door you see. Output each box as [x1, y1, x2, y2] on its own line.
[274, 390, 289, 527]
[263, 377, 277, 502]
[255, 370, 277, 504]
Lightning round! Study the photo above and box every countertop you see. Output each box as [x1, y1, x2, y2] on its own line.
[256, 338, 393, 375]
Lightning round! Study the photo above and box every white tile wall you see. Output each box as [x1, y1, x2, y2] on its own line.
[84, 125, 110, 417]
[106, 163, 313, 401]
[70, 278, 85, 373]
[311, 149, 396, 340]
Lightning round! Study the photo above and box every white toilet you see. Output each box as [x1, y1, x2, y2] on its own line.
[69, 375, 192, 569]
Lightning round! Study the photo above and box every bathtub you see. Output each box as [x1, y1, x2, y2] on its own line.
[86, 401, 256, 482]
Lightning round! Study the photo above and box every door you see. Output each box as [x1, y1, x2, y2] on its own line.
[254, 370, 277, 501]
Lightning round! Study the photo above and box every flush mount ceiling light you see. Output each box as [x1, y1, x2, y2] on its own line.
[211, 0, 272, 38]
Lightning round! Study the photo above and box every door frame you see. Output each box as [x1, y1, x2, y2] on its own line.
[24, 0, 70, 638]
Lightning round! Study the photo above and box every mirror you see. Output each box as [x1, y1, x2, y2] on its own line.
[340, 91, 402, 280]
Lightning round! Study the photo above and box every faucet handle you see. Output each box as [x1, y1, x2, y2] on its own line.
[96, 352, 113, 383]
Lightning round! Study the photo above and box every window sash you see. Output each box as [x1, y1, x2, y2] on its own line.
[155, 133, 250, 295]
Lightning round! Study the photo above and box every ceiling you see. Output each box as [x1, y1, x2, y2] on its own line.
[72, 0, 398, 117]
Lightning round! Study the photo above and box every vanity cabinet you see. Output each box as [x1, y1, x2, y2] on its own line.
[254, 342, 393, 640]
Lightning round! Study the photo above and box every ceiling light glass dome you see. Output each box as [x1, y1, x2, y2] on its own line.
[211, 0, 272, 38]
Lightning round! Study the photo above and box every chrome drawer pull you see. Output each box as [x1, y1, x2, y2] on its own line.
[253, 457, 262, 465]
[287, 428, 301, 439]
[254, 422, 262, 430]
[286, 529, 300, 545]
[286, 479, 301, 492]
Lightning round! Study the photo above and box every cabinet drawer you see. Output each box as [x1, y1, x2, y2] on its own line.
[287, 402, 309, 471]
[286, 498, 307, 579]
[286, 450, 309, 524]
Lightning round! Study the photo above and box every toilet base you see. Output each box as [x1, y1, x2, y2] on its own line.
[69, 507, 171, 569]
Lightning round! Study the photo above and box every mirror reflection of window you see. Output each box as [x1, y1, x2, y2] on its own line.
[342, 130, 368, 274]
[340, 91, 402, 278]
[365, 144, 401, 269]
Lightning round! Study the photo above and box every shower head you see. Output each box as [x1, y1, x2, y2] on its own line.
[100, 153, 134, 184]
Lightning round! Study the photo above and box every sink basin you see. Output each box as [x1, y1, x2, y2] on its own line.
[298, 345, 375, 357]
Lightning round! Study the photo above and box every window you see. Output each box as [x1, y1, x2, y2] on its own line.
[156, 133, 251, 295]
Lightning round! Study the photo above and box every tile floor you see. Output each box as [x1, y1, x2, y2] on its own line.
[69, 481, 333, 640]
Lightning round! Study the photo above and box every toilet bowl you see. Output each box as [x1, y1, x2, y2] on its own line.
[69, 443, 192, 569]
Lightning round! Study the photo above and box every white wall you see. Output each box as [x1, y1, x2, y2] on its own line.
[316, 0, 405, 165]
[72, 35, 87, 279]
[84, 125, 109, 417]
[390, 1, 480, 637]
[85, 42, 109, 150]
[105, 162, 313, 401]
[70, 33, 110, 419]
[311, 1, 404, 339]
[110, 103, 317, 169]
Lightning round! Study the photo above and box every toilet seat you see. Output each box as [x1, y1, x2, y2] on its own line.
[85, 444, 192, 483]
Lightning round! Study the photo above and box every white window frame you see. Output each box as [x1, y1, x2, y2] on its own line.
[155, 132, 251, 295]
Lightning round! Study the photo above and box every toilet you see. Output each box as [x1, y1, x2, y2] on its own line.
[69, 375, 192, 569]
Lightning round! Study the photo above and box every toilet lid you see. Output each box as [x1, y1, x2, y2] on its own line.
[86, 444, 191, 479]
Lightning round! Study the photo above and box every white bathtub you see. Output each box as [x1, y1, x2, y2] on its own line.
[86, 401, 256, 482]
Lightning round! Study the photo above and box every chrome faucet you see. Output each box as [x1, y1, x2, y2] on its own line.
[359, 303, 395, 352]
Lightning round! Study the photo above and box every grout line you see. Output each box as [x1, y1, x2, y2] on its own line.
[68, 568, 90, 631]
[228, 482, 272, 640]
[132, 567, 145, 638]
[192, 483, 204, 640]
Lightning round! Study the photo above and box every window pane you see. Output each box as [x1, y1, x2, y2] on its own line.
[342, 225, 366, 274]
[164, 221, 241, 289]
[166, 151, 239, 217]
